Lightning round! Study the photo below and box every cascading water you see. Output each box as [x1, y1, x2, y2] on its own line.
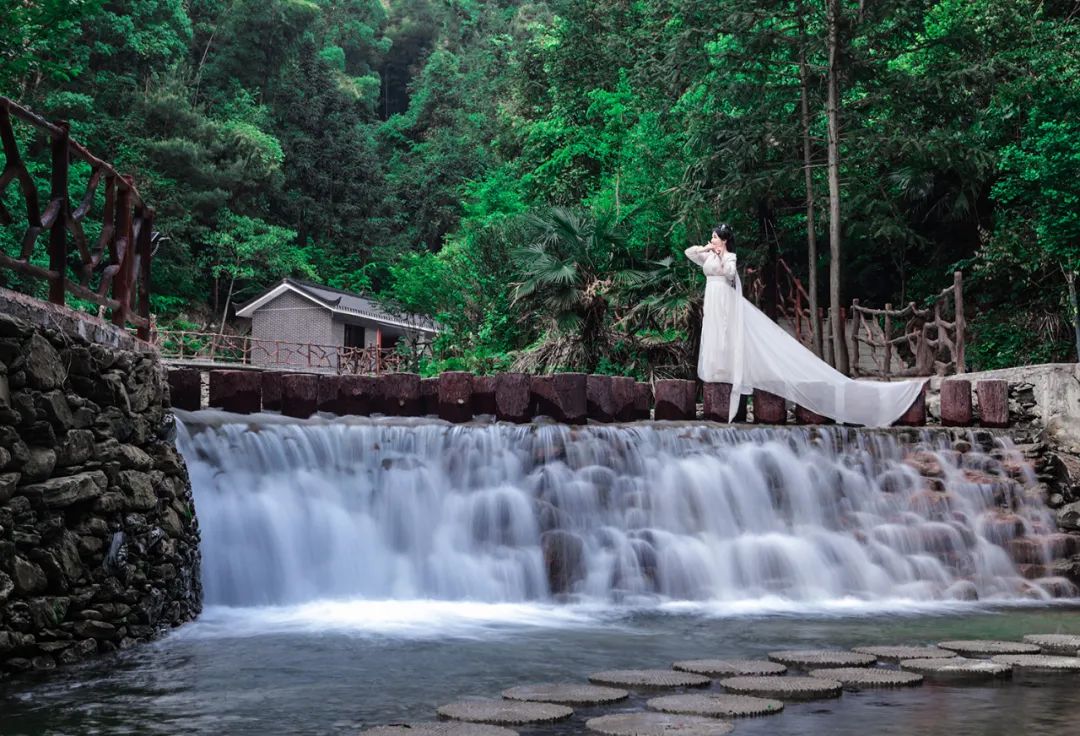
[177, 414, 1076, 608]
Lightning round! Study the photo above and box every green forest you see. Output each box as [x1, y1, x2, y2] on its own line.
[2, 0, 1079, 376]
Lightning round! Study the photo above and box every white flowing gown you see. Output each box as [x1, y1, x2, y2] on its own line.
[685, 246, 927, 426]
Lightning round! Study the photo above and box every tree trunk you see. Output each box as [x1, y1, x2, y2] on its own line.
[826, 0, 848, 374]
[799, 6, 821, 357]
[1068, 269, 1080, 362]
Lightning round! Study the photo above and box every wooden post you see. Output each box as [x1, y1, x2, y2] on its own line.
[136, 208, 153, 341]
[953, 270, 966, 374]
[816, 307, 826, 360]
[827, 308, 836, 367]
[850, 299, 861, 376]
[376, 327, 383, 374]
[48, 122, 70, 305]
[837, 305, 849, 375]
[110, 177, 133, 328]
[883, 303, 892, 381]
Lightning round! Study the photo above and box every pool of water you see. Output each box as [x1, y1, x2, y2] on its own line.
[2, 602, 1079, 735]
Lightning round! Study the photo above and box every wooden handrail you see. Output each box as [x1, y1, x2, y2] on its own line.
[0, 97, 154, 338]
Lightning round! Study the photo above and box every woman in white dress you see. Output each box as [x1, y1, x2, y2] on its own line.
[685, 224, 927, 425]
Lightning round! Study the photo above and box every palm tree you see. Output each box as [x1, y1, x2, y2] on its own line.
[510, 207, 626, 373]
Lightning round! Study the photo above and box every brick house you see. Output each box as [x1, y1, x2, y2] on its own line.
[234, 279, 437, 372]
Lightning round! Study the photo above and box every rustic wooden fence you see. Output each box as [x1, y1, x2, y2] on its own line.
[0, 97, 154, 340]
[851, 271, 966, 379]
[156, 330, 409, 374]
[748, 258, 965, 379]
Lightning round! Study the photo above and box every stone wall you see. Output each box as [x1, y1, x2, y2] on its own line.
[0, 301, 201, 677]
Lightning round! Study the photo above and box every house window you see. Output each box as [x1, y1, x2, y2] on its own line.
[344, 324, 365, 348]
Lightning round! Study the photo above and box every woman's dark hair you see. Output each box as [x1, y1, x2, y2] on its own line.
[713, 223, 735, 252]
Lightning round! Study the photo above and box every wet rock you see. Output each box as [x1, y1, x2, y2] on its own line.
[377, 372, 422, 416]
[808, 667, 922, 687]
[540, 530, 585, 594]
[719, 675, 842, 701]
[767, 650, 876, 668]
[937, 639, 1040, 657]
[899, 657, 1012, 680]
[530, 374, 587, 424]
[673, 659, 787, 677]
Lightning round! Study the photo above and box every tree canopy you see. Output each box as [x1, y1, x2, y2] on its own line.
[2, 0, 1077, 373]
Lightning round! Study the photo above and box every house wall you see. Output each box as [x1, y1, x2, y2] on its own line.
[250, 292, 338, 371]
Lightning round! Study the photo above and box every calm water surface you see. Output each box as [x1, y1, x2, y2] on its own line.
[2, 603, 1079, 736]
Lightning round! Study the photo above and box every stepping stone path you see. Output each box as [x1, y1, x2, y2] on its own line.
[719, 675, 843, 701]
[990, 654, 1080, 672]
[672, 659, 787, 676]
[808, 667, 924, 688]
[502, 683, 629, 705]
[851, 645, 957, 662]
[899, 657, 1012, 680]
[937, 640, 1041, 657]
[647, 693, 784, 718]
[436, 699, 573, 725]
[767, 650, 877, 668]
[588, 670, 711, 689]
[365, 725, 518, 736]
[586, 712, 734, 736]
[1021, 634, 1080, 655]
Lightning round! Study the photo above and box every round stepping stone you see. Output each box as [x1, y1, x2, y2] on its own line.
[586, 712, 734, 736]
[719, 675, 843, 701]
[365, 725, 518, 736]
[648, 693, 784, 718]
[502, 683, 629, 705]
[990, 654, 1080, 671]
[937, 640, 1040, 657]
[851, 646, 956, 662]
[808, 667, 923, 688]
[436, 699, 573, 726]
[588, 670, 711, 689]
[767, 650, 876, 668]
[1022, 634, 1080, 655]
[899, 657, 1012, 680]
[673, 659, 787, 677]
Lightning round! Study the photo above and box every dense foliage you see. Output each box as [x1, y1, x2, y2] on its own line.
[2, 0, 1078, 374]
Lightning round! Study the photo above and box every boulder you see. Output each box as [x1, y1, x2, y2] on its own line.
[541, 529, 585, 594]
[25, 333, 65, 389]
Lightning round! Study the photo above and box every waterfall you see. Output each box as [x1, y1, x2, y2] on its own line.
[177, 415, 1075, 607]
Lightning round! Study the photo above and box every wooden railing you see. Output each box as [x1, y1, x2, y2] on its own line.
[749, 260, 964, 379]
[155, 330, 412, 374]
[0, 97, 155, 339]
[851, 271, 966, 379]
